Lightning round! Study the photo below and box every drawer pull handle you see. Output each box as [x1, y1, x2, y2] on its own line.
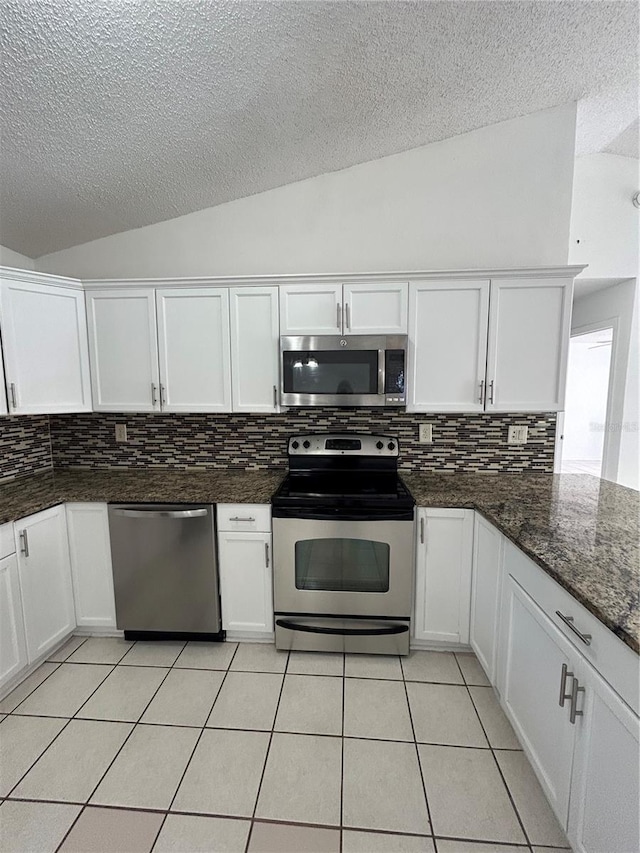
[569, 677, 585, 724]
[265, 542, 270, 567]
[556, 611, 592, 646]
[229, 516, 256, 522]
[559, 662, 573, 707]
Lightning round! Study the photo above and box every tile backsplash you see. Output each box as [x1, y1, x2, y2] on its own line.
[48, 410, 557, 473]
[0, 415, 52, 481]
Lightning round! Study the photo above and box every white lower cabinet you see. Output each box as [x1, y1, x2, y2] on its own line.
[66, 503, 116, 629]
[0, 536, 28, 691]
[499, 572, 577, 824]
[413, 508, 474, 645]
[14, 505, 75, 662]
[568, 659, 640, 853]
[217, 504, 273, 636]
[470, 513, 504, 685]
[496, 537, 640, 851]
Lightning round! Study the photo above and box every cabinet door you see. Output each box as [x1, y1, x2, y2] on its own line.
[279, 284, 342, 335]
[218, 532, 273, 634]
[15, 505, 75, 662]
[568, 660, 640, 853]
[156, 288, 231, 413]
[87, 289, 160, 412]
[486, 278, 573, 412]
[499, 573, 576, 825]
[343, 282, 408, 334]
[0, 553, 28, 691]
[413, 508, 474, 644]
[408, 280, 489, 412]
[470, 513, 503, 684]
[0, 343, 8, 416]
[0, 281, 91, 414]
[230, 287, 279, 413]
[66, 503, 116, 629]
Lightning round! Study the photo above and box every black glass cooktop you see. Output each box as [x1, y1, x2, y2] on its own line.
[272, 472, 415, 509]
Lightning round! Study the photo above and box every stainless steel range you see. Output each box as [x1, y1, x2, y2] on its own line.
[271, 433, 415, 655]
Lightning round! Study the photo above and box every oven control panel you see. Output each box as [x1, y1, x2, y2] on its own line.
[288, 433, 399, 456]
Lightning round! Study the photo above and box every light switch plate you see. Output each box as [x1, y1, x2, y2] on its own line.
[419, 424, 433, 444]
[115, 423, 128, 443]
[508, 425, 528, 444]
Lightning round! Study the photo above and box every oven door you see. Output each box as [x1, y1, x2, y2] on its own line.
[272, 515, 414, 618]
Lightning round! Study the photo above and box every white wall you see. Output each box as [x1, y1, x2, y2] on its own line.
[569, 154, 639, 279]
[0, 244, 34, 270]
[571, 279, 639, 490]
[36, 104, 577, 279]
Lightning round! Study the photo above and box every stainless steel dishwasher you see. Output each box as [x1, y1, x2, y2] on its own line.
[108, 504, 223, 640]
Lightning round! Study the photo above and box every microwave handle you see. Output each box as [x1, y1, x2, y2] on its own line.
[378, 349, 385, 396]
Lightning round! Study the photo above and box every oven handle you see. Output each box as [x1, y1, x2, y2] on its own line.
[271, 507, 415, 522]
[275, 618, 409, 637]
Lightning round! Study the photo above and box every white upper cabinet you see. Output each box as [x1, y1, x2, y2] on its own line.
[280, 284, 342, 335]
[0, 279, 91, 414]
[87, 289, 160, 412]
[414, 508, 474, 645]
[342, 282, 408, 334]
[486, 277, 573, 412]
[230, 287, 279, 413]
[156, 288, 231, 413]
[280, 282, 409, 335]
[408, 280, 490, 412]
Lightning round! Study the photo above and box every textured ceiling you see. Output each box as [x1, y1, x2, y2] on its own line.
[0, 0, 637, 258]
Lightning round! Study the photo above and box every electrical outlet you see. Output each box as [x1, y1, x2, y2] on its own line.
[419, 423, 433, 444]
[115, 423, 128, 443]
[508, 425, 528, 444]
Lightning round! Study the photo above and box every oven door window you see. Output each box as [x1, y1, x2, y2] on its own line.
[294, 538, 390, 593]
[282, 350, 378, 395]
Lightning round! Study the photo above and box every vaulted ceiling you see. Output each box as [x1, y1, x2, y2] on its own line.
[0, 0, 637, 258]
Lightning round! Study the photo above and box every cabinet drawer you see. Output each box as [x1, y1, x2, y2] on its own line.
[217, 504, 271, 533]
[0, 523, 16, 560]
[503, 539, 639, 714]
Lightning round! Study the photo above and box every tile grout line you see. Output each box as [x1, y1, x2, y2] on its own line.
[400, 654, 439, 853]
[0, 634, 89, 713]
[4, 653, 119, 803]
[148, 641, 242, 853]
[454, 653, 534, 852]
[243, 648, 290, 853]
[339, 651, 345, 853]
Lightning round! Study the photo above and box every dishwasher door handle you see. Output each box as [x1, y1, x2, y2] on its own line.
[112, 508, 208, 519]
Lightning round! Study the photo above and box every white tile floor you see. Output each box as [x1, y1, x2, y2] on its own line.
[0, 637, 572, 853]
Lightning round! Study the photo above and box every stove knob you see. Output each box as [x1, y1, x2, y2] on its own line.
[291, 441, 299, 449]
[376, 441, 384, 450]
[387, 442, 395, 451]
[303, 440, 311, 449]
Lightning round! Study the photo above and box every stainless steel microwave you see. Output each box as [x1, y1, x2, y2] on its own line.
[280, 335, 407, 407]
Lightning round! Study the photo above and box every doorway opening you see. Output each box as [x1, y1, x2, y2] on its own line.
[561, 326, 614, 476]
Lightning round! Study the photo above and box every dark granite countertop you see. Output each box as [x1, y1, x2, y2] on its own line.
[1, 467, 637, 654]
[0, 468, 285, 526]
[403, 472, 639, 654]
